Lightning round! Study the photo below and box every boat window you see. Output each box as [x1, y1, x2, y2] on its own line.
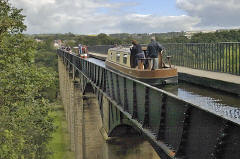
[123, 54, 128, 64]
[116, 53, 120, 62]
[110, 52, 113, 60]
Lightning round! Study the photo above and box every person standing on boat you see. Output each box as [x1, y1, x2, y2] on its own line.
[147, 36, 164, 70]
[130, 40, 144, 68]
[78, 44, 82, 56]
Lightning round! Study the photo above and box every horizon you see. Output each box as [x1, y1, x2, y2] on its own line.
[28, 27, 240, 36]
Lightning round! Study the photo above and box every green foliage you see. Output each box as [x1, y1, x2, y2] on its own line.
[0, 0, 55, 158]
[188, 30, 240, 43]
[32, 33, 127, 46]
[35, 39, 59, 102]
[0, 0, 26, 35]
[30, 29, 240, 49]
[156, 35, 189, 43]
[48, 104, 74, 159]
[35, 50, 58, 71]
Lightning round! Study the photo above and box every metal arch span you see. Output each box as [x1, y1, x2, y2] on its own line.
[57, 49, 240, 159]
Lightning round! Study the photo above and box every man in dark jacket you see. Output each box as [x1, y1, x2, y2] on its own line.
[147, 36, 164, 69]
[130, 40, 144, 68]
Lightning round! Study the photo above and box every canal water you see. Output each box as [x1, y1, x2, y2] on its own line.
[160, 82, 240, 124]
[160, 82, 240, 108]
[82, 93, 160, 159]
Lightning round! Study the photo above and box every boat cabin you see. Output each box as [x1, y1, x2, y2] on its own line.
[106, 47, 178, 85]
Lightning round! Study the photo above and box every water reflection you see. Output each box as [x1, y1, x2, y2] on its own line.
[160, 82, 240, 124]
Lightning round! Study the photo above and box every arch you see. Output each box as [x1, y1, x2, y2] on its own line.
[83, 82, 94, 95]
[108, 124, 141, 137]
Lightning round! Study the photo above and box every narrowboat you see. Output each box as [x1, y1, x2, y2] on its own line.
[105, 47, 178, 85]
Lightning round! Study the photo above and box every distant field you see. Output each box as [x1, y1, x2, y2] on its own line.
[88, 34, 98, 36]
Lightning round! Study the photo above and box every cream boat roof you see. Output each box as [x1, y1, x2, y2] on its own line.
[108, 47, 131, 54]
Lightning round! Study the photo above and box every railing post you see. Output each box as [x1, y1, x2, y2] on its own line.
[175, 105, 192, 158]
[110, 72, 115, 101]
[123, 78, 129, 112]
[132, 81, 138, 119]
[210, 121, 231, 159]
[157, 93, 167, 140]
[238, 43, 240, 75]
[116, 74, 121, 105]
[143, 87, 149, 128]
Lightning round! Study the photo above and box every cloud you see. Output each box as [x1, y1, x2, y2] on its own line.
[9, 0, 239, 34]
[176, 0, 240, 28]
[116, 14, 200, 33]
[9, 0, 139, 34]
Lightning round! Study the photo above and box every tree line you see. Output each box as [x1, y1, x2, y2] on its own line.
[33, 29, 240, 49]
[0, 0, 56, 158]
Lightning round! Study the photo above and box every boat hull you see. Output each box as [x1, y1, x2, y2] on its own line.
[138, 76, 178, 85]
[106, 60, 178, 85]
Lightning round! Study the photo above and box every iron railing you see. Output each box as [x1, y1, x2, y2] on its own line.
[163, 42, 240, 75]
[58, 49, 240, 159]
[88, 43, 240, 76]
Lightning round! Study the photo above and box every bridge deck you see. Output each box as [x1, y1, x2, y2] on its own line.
[176, 66, 240, 84]
[88, 52, 240, 95]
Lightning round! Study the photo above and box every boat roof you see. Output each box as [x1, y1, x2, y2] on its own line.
[109, 47, 131, 53]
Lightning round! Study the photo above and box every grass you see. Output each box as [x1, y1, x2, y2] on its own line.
[48, 103, 75, 159]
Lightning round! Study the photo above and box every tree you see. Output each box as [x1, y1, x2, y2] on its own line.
[0, 1, 55, 158]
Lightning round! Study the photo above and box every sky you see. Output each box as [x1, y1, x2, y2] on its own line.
[8, 0, 240, 34]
